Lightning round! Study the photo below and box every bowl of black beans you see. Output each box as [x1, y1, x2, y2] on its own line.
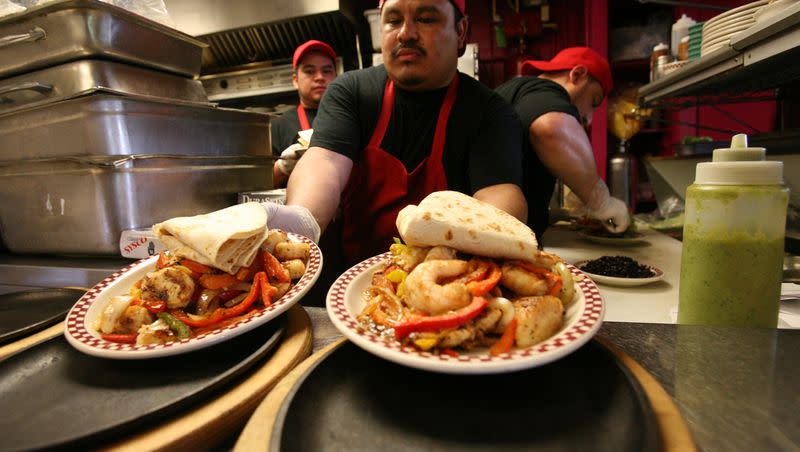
[575, 256, 663, 287]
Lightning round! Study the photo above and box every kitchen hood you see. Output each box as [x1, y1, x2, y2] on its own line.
[164, 0, 374, 73]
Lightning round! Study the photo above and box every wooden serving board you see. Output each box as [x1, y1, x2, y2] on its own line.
[236, 337, 696, 452]
[101, 304, 313, 451]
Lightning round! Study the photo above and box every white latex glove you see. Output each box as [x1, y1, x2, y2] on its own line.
[585, 179, 631, 234]
[261, 202, 321, 243]
[275, 143, 306, 176]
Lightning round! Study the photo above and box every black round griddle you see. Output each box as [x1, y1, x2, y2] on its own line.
[0, 314, 286, 450]
[0, 288, 86, 344]
[272, 340, 660, 451]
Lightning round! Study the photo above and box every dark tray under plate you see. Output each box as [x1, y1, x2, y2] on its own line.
[0, 288, 85, 344]
[0, 315, 286, 450]
[272, 340, 660, 451]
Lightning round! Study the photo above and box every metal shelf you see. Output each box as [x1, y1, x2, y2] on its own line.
[638, 3, 800, 105]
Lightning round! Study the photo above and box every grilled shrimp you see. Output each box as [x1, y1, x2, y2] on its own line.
[530, 251, 559, 268]
[274, 241, 310, 261]
[500, 263, 550, 296]
[513, 296, 564, 347]
[140, 266, 196, 309]
[262, 230, 289, 253]
[425, 246, 458, 261]
[403, 259, 471, 315]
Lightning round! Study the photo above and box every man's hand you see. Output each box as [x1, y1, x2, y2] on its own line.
[585, 179, 630, 234]
[261, 203, 321, 243]
[275, 143, 306, 176]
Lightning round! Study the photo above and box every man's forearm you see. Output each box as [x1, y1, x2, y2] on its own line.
[474, 183, 528, 223]
[530, 114, 601, 204]
[286, 147, 353, 232]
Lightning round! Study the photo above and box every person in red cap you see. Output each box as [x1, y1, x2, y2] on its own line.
[271, 40, 338, 188]
[262, 0, 527, 280]
[495, 46, 630, 239]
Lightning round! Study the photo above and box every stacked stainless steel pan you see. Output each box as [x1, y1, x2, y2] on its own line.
[0, 0, 274, 255]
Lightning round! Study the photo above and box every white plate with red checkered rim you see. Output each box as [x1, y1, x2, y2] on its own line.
[326, 253, 604, 374]
[64, 232, 322, 359]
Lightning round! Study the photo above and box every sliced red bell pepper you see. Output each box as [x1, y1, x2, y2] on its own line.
[198, 273, 240, 290]
[440, 348, 460, 357]
[179, 258, 213, 275]
[171, 271, 274, 329]
[393, 297, 489, 340]
[102, 333, 138, 344]
[547, 278, 563, 297]
[156, 251, 171, 270]
[259, 276, 279, 307]
[261, 250, 290, 284]
[466, 262, 501, 296]
[490, 318, 518, 356]
[235, 266, 251, 281]
[223, 272, 269, 316]
[171, 308, 226, 328]
[131, 299, 166, 314]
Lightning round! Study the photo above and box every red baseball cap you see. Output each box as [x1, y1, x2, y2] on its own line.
[293, 40, 337, 69]
[378, 0, 466, 16]
[521, 47, 613, 96]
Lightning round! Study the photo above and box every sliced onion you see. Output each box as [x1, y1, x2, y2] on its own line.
[489, 297, 515, 331]
[100, 295, 132, 334]
[196, 288, 221, 315]
[224, 292, 249, 308]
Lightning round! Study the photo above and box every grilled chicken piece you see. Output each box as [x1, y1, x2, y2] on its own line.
[140, 266, 196, 309]
[512, 295, 564, 347]
[439, 327, 475, 349]
[114, 305, 155, 334]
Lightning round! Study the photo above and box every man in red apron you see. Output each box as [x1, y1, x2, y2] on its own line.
[266, 0, 528, 269]
[271, 40, 338, 188]
[495, 47, 631, 240]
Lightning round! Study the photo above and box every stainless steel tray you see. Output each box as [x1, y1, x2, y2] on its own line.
[0, 154, 274, 255]
[0, 0, 207, 79]
[0, 93, 271, 159]
[0, 59, 208, 115]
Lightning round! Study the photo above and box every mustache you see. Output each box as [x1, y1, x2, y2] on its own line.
[391, 42, 427, 58]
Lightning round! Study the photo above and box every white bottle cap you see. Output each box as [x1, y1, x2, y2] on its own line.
[694, 134, 783, 185]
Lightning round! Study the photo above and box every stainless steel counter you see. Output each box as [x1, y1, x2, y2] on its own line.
[0, 253, 131, 294]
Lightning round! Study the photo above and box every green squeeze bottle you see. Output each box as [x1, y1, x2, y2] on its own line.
[678, 134, 789, 327]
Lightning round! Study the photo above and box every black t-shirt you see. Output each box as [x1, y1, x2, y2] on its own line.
[495, 77, 581, 239]
[311, 65, 523, 195]
[270, 107, 317, 156]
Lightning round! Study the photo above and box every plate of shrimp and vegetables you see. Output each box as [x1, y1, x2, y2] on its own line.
[327, 191, 604, 374]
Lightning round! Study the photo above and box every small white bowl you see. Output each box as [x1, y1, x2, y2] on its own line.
[574, 260, 664, 287]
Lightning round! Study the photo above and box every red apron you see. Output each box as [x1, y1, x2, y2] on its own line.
[340, 75, 460, 263]
[297, 105, 312, 130]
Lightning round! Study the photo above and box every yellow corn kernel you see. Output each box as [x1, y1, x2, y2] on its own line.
[386, 269, 407, 283]
[413, 337, 438, 351]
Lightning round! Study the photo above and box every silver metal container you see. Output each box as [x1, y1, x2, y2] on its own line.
[0, 59, 208, 115]
[0, 154, 274, 255]
[0, 0, 207, 79]
[0, 93, 271, 159]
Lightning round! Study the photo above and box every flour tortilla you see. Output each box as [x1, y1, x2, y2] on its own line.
[152, 203, 267, 274]
[396, 191, 539, 262]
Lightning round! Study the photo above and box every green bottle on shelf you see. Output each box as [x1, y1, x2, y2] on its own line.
[678, 134, 789, 327]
